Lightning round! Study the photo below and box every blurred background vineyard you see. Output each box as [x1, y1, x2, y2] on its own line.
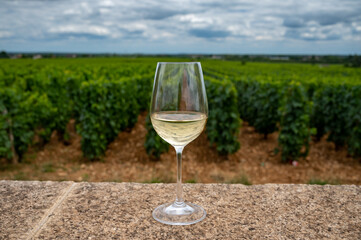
[1, 56, 360, 184]
[1, 0, 361, 184]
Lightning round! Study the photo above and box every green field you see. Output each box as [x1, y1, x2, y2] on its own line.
[1, 57, 361, 164]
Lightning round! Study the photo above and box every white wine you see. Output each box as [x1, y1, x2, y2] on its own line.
[151, 111, 207, 146]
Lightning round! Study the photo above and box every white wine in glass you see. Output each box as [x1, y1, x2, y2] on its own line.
[150, 62, 208, 225]
[151, 111, 207, 146]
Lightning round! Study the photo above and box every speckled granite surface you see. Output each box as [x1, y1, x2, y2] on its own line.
[0, 181, 73, 240]
[0, 181, 360, 239]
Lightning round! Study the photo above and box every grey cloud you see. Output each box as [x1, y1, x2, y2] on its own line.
[188, 28, 231, 39]
[352, 23, 361, 35]
[119, 29, 145, 39]
[0, 31, 13, 39]
[306, 12, 357, 26]
[285, 29, 342, 41]
[200, 1, 252, 12]
[352, 29, 361, 36]
[279, 2, 361, 42]
[284, 29, 300, 39]
[51, 33, 109, 40]
[139, 8, 183, 20]
[283, 18, 305, 28]
[281, 5, 361, 28]
[0, 0, 360, 53]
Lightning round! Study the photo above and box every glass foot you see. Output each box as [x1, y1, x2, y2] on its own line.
[152, 201, 206, 225]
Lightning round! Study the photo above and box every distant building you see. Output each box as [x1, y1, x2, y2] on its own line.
[190, 55, 201, 59]
[211, 55, 223, 60]
[33, 54, 42, 60]
[269, 56, 289, 61]
[10, 54, 22, 59]
[302, 55, 320, 61]
[319, 64, 330, 68]
[66, 54, 77, 58]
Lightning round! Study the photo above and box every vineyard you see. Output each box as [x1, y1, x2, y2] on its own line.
[0, 57, 361, 183]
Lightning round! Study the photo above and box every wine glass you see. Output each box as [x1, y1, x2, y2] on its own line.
[150, 62, 208, 225]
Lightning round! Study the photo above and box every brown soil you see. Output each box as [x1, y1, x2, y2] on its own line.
[1, 112, 360, 184]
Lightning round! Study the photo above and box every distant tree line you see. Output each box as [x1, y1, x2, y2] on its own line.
[1, 50, 360, 67]
[224, 54, 361, 66]
[344, 55, 361, 68]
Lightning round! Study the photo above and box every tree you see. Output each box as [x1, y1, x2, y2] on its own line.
[0, 51, 9, 58]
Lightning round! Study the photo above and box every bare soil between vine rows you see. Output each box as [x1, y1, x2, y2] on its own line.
[1, 112, 360, 185]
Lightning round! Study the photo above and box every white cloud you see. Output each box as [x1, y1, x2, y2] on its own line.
[0, 31, 12, 38]
[49, 25, 111, 36]
[99, 0, 115, 7]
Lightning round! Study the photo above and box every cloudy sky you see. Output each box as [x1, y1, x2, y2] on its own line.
[1, 0, 361, 54]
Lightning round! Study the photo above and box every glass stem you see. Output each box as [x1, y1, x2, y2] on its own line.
[174, 146, 184, 205]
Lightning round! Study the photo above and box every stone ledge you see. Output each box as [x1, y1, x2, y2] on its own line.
[0, 181, 360, 239]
